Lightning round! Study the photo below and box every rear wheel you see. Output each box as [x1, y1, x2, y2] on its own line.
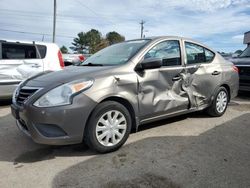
[84, 101, 132, 153]
[207, 86, 229, 117]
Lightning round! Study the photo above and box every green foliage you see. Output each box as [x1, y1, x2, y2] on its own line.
[70, 29, 125, 54]
[106, 31, 125, 45]
[85, 29, 102, 54]
[95, 39, 109, 52]
[60, 45, 68, 54]
[70, 32, 88, 54]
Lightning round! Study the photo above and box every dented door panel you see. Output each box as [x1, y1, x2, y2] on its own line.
[185, 63, 222, 107]
[137, 66, 190, 119]
[0, 60, 24, 82]
[136, 39, 223, 120]
[135, 39, 191, 119]
[182, 40, 225, 108]
[0, 59, 44, 81]
[0, 42, 44, 84]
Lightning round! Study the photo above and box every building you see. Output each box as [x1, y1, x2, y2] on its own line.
[243, 31, 250, 47]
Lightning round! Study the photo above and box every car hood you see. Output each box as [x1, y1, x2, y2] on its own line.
[24, 66, 112, 87]
[229, 57, 250, 66]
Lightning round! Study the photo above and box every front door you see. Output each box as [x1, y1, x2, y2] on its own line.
[136, 40, 189, 120]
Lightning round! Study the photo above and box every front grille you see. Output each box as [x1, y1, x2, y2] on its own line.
[239, 80, 250, 87]
[238, 67, 250, 75]
[16, 87, 39, 105]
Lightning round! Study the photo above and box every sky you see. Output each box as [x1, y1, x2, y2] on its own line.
[0, 0, 249, 53]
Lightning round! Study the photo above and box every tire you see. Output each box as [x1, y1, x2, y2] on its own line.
[84, 101, 132, 153]
[207, 86, 229, 117]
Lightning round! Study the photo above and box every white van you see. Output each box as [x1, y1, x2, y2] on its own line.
[0, 40, 64, 99]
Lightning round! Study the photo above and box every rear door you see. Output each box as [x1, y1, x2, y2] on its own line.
[0, 42, 44, 83]
[183, 41, 221, 107]
[137, 39, 189, 120]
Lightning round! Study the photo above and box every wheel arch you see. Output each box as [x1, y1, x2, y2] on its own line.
[84, 95, 139, 135]
[100, 96, 138, 133]
[220, 83, 231, 101]
[209, 83, 231, 106]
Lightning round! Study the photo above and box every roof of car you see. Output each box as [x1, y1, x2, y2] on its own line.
[143, 36, 199, 42]
[0, 39, 56, 45]
[128, 36, 214, 52]
[144, 36, 182, 40]
[129, 36, 203, 43]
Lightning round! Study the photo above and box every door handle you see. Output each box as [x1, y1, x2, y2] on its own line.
[32, 64, 41, 68]
[172, 75, 181, 81]
[212, 71, 221, 75]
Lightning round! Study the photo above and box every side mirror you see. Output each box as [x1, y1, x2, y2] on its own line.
[135, 58, 162, 71]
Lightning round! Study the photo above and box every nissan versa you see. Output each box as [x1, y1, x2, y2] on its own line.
[11, 36, 239, 153]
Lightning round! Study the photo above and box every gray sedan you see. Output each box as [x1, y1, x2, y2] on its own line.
[11, 36, 239, 153]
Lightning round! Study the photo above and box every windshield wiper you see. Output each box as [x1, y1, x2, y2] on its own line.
[82, 62, 103, 66]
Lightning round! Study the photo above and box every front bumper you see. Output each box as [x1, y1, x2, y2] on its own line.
[11, 94, 97, 145]
[237, 66, 250, 91]
[0, 82, 20, 99]
[239, 75, 250, 91]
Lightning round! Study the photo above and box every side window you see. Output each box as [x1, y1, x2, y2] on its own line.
[144, 40, 181, 66]
[37, 45, 47, 58]
[185, 42, 215, 64]
[2, 43, 37, 59]
[204, 48, 215, 62]
[185, 42, 205, 64]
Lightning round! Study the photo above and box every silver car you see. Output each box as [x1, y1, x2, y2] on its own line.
[11, 36, 239, 153]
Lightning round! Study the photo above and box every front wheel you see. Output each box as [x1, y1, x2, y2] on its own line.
[207, 86, 229, 117]
[84, 101, 132, 153]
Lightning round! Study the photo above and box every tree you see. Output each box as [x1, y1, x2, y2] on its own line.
[71, 29, 125, 54]
[95, 39, 109, 52]
[84, 29, 102, 54]
[70, 32, 88, 53]
[70, 29, 102, 54]
[60, 45, 68, 54]
[106, 31, 125, 45]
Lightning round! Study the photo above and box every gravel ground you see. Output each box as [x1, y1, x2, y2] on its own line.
[0, 92, 249, 188]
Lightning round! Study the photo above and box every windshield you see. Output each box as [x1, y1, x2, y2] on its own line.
[239, 46, 250, 58]
[80, 39, 151, 66]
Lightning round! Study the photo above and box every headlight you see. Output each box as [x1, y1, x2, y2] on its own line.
[34, 79, 93, 107]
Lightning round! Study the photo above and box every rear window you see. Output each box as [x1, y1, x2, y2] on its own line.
[185, 42, 215, 64]
[37, 45, 47, 58]
[1, 43, 37, 59]
[205, 48, 215, 62]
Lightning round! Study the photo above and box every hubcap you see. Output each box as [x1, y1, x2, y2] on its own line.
[96, 110, 127, 147]
[216, 90, 227, 113]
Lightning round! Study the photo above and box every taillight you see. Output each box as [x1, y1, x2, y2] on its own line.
[232, 65, 239, 73]
[79, 54, 85, 62]
[58, 50, 65, 68]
